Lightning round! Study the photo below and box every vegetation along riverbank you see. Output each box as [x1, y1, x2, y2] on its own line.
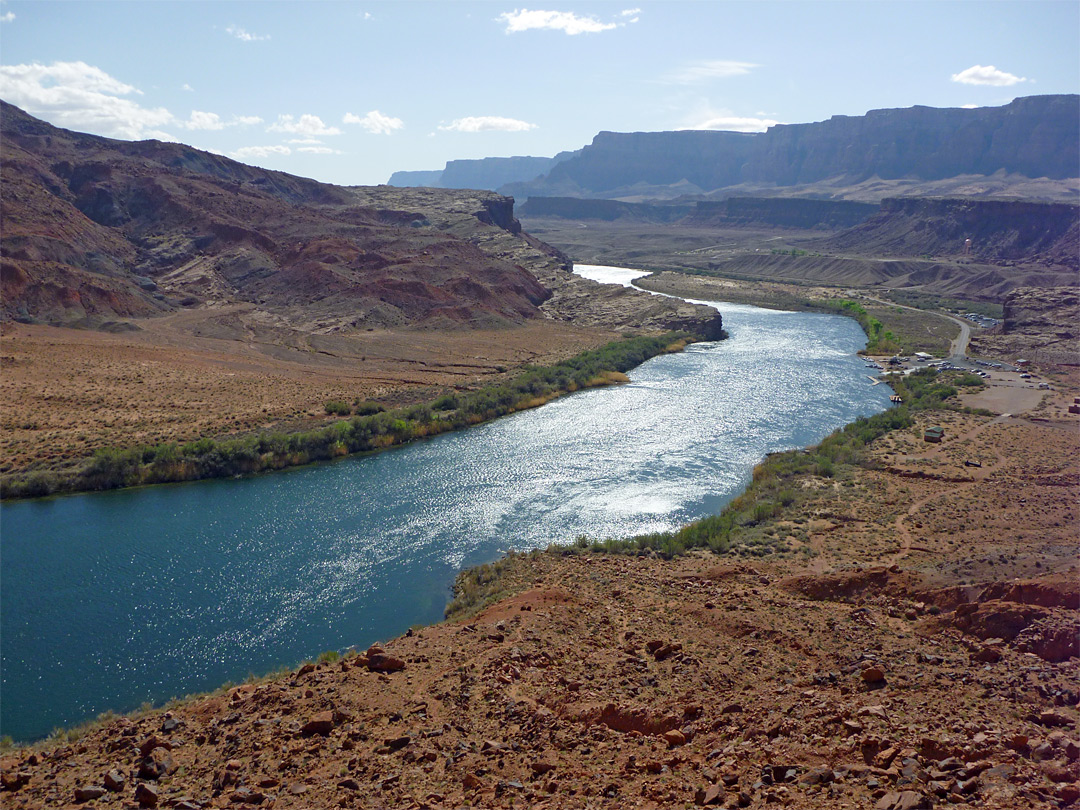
[5, 336, 1076, 810]
[0, 333, 695, 500]
[447, 366, 987, 616]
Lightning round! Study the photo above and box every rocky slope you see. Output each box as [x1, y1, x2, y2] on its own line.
[2, 397, 1077, 810]
[346, 186, 724, 340]
[970, 286, 1080, 368]
[817, 198, 1079, 269]
[0, 103, 547, 332]
[503, 95, 1079, 200]
[1, 102, 721, 340]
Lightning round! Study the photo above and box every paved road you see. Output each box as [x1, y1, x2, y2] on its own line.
[943, 313, 973, 361]
[864, 295, 973, 361]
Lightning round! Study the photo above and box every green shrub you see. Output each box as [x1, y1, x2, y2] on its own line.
[954, 373, 985, 388]
[3, 333, 698, 500]
[432, 394, 459, 411]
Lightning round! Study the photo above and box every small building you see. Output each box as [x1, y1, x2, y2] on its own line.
[1016, 359, 1031, 368]
[890, 395, 904, 404]
[913, 352, 933, 361]
[924, 426, 945, 443]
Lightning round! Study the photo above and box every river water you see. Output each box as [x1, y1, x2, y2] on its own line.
[0, 266, 893, 741]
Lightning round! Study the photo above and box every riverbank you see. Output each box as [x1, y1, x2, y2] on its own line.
[446, 365, 984, 611]
[4, 365, 1076, 810]
[3, 297, 886, 743]
[633, 271, 964, 358]
[0, 332, 696, 500]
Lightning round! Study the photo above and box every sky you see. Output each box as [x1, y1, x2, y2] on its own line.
[1, 1, 1077, 186]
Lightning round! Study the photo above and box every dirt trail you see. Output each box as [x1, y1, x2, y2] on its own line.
[885, 413, 1012, 566]
[864, 294, 972, 359]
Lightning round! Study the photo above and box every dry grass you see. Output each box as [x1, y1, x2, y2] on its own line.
[0, 317, 616, 474]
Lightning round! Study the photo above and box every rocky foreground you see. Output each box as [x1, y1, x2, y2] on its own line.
[2, 398, 1077, 809]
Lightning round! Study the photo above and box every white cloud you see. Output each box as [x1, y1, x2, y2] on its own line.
[181, 83, 194, 92]
[226, 25, 269, 42]
[297, 145, 343, 155]
[1, 11, 15, 23]
[343, 110, 404, 135]
[951, 64, 1026, 86]
[232, 145, 291, 159]
[181, 110, 226, 130]
[961, 103, 979, 109]
[177, 111, 261, 130]
[620, 8, 641, 16]
[685, 115, 779, 133]
[438, 116, 537, 133]
[267, 113, 342, 136]
[0, 60, 175, 140]
[498, 9, 617, 35]
[287, 138, 323, 144]
[664, 60, 758, 84]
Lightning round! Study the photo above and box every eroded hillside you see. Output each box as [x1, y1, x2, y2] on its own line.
[0, 104, 721, 482]
[3, 349, 1077, 810]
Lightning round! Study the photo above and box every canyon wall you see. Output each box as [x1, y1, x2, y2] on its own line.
[503, 95, 1079, 200]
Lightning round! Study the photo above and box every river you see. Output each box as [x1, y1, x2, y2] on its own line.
[0, 266, 893, 741]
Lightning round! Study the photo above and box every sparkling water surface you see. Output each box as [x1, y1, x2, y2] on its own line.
[0, 266, 893, 740]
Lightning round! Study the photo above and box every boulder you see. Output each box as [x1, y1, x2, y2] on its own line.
[300, 711, 335, 736]
[104, 769, 125, 791]
[663, 729, 687, 747]
[74, 785, 106, 802]
[135, 782, 159, 808]
[367, 653, 406, 673]
[138, 747, 177, 780]
[862, 665, 886, 683]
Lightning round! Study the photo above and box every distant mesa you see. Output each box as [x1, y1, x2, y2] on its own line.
[506, 95, 1079, 201]
[520, 196, 881, 230]
[388, 96, 1079, 203]
[388, 151, 580, 191]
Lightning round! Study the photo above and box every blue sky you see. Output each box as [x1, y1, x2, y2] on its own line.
[1, 1, 1077, 185]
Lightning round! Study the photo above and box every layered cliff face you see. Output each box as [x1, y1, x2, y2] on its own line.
[0, 102, 552, 331]
[520, 196, 878, 230]
[2, 103, 722, 339]
[817, 197, 1079, 268]
[970, 286, 1079, 368]
[751, 95, 1080, 185]
[531, 130, 757, 198]
[519, 197, 694, 223]
[503, 95, 1079, 200]
[348, 186, 724, 340]
[683, 197, 880, 229]
[387, 152, 579, 190]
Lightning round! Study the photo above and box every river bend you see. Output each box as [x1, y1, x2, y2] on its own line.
[0, 266, 892, 740]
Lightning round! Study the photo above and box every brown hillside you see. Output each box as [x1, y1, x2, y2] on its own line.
[814, 197, 1079, 271]
[2, 395, 1076, 810]
[0, 101, 549, 331]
